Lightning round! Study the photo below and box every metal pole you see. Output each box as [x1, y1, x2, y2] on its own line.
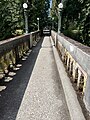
[24, 9, 28, 34]
[52, 18, 54, 30]
[38, 20, 39, 31]
[58, 9, 61, 34]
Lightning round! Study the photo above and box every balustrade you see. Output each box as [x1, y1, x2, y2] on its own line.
[0, 31, 40, 79]
[51, 30, 90, 112]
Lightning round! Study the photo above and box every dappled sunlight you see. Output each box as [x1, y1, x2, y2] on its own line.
[22, 56, 28, 61]
[13, 67, 20, 71]
[0, 74, 5, 79]
[4, 77, 13, 82]
[16, 64, 22, 67]
[8, 72, 16, 77]
[0, 86, 7, 92]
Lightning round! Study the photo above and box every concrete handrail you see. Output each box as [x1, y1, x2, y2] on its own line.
[0, 30, 41, 78]
[51, 30, 90, 112]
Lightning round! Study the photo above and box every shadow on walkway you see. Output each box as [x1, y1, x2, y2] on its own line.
[0, 38, 43, 120]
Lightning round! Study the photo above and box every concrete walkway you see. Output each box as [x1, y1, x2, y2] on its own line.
[0, 36, 70, 120]
[15, 37, 71, 120]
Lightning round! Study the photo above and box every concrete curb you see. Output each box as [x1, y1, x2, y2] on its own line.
[50, 36, 85, 120]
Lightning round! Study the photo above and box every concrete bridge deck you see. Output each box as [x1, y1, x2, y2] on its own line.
[0, 36, 85, 120]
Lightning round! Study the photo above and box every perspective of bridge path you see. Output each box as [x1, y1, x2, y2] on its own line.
[0, 36, 71, 120]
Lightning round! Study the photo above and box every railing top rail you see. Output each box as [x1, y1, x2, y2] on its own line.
[61, 34, 90, 55]
[30, 30, 40, 34]
[0, 34, 30, 45]
[0, 30, 40, 45]
[51, 30, 90, 56]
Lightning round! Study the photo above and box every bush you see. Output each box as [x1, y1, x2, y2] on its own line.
[63, 29, 82, 43]
[14, 29, 24, 36]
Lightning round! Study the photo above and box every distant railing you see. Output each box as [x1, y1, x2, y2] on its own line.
[51, 30, 90, 112]
[0, 30, 41, 79]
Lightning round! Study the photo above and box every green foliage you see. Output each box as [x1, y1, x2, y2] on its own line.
[62, 0, 90, 45]
[28, 0, 50, 31]
[14, 29, 24, 36]
[0, 0, 24, 40]
[51, 0, 90, 46]
[0, 0, 50, 40]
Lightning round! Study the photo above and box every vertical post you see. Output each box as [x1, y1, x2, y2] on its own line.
[30, 33, 33, 48]
[38, 20, 39, 31]
[58, 3, 63, 34]
[58, 10, 61, 34]
[52, 17, 54, 30]
[23, 3, 28, 34]
[37, 18, 40, 31]
[56, 3, 63, 47]
[24, 10, 28, 34]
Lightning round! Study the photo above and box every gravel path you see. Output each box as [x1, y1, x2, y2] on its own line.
[0, 37, 70, 120]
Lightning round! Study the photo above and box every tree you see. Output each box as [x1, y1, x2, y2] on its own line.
[28, 0, 50, 31]
[0, 0, 50, 40]
[0, 0, 24, 40]
[51, 0, 90, 45]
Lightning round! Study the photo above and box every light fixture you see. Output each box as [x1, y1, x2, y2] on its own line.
[58, 3, 63, 9]
[23, 3, 28, 9]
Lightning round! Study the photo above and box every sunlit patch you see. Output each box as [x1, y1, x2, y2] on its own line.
[16, 64, 22, 67]
[4, 77, 13, 82]
[0, 86, 7, 91]
[8, 72, 16, 76]
[13, 67, 20, 71]
[26, 50, 32, 56]
[22, 56, 28, 61]
[22, 58, 26, 61]
[0, 74, 5, 79]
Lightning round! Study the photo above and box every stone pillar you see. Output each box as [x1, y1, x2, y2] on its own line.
[30, 33, 33, 48]
[83, 75, 87, 93]
[15, 47, 19, 63]
[77, 70, 82, 90]
[73, 65, 77, 82]
[69, 60, 72, 75]
[67, 56, 69, 70]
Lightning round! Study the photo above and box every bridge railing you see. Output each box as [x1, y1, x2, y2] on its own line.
[51, 30, 90, 112]
[0, 30, 41, 79]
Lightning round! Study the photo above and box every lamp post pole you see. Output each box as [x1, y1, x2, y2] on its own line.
[52, 17, 54, 30]
[58, 3, 63, 34]
[37, 18, 40, 31]
[23, 3, 28, 34]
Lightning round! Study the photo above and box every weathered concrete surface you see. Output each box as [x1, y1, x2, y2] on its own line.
[51, 30, 90, 112]
[0, 37, 70, 120]
[16, 36, 70, 120]
[50, 36, 85, 120]
[0, 39, 43, 120]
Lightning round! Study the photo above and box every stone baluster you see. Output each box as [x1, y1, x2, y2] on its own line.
[66, 56, 69, 70]
[72, 62, 76, 81]
[77, 70, 82, 90]
[69, 59, 72, 75]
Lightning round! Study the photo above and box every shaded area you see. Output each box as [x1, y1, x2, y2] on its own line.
[0, 38, 43, 120]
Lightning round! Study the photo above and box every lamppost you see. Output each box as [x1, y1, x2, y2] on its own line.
[37, 18, 40, 31]
[52, 17, 54, 30]
[58, 2, 63, 34]
[23, 3, 28, 34]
